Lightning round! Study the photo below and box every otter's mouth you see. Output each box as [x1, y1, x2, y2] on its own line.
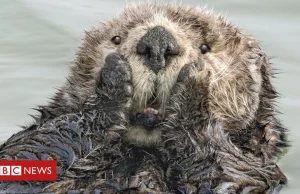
[130, 93, 162, 131]
[144, 93, 160, 114]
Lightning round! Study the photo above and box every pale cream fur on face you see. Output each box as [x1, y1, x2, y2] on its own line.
[120, 14, 195, 116]
[119, 14, 198, 146]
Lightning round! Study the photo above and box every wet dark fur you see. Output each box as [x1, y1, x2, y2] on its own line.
[0, 54, 286, 193]
[0, 4, 288, 194]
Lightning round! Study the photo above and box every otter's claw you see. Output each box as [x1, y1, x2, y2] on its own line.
[84, 53, 133, 130]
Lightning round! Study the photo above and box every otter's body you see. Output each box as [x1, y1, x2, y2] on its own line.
[0, 4, 287, 193]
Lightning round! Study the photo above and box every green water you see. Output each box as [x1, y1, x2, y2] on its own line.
[0, 0, 299, 193]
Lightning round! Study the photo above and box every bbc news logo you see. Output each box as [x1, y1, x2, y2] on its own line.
[0, 160, 56, 181]
[0, 166, 52, 176]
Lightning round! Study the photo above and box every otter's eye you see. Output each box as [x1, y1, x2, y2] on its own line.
[111, 36, 121, 45]
[200, 44, 210, 54]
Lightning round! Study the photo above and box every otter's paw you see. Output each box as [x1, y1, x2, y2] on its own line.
[177, 62, 202, 83]
[97, 53, 133, 101]
[169, 62, 202, 103]
[88, 53, 132, 101]
[100, 53, 132, 87]
[163, 62, 205, 128]
[84, 53, 133, 130]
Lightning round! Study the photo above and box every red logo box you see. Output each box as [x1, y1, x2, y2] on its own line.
[0, 160, 56, 181]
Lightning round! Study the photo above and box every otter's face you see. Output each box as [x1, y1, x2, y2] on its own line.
[76, 4, 267, 146]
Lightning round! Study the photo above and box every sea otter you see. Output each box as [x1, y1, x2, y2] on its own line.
[0, 3, 287, 194]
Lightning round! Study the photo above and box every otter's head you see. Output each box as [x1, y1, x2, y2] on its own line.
[70, 4, 273, 146]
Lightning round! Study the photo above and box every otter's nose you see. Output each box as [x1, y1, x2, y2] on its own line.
[136, 26, 179, 73]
